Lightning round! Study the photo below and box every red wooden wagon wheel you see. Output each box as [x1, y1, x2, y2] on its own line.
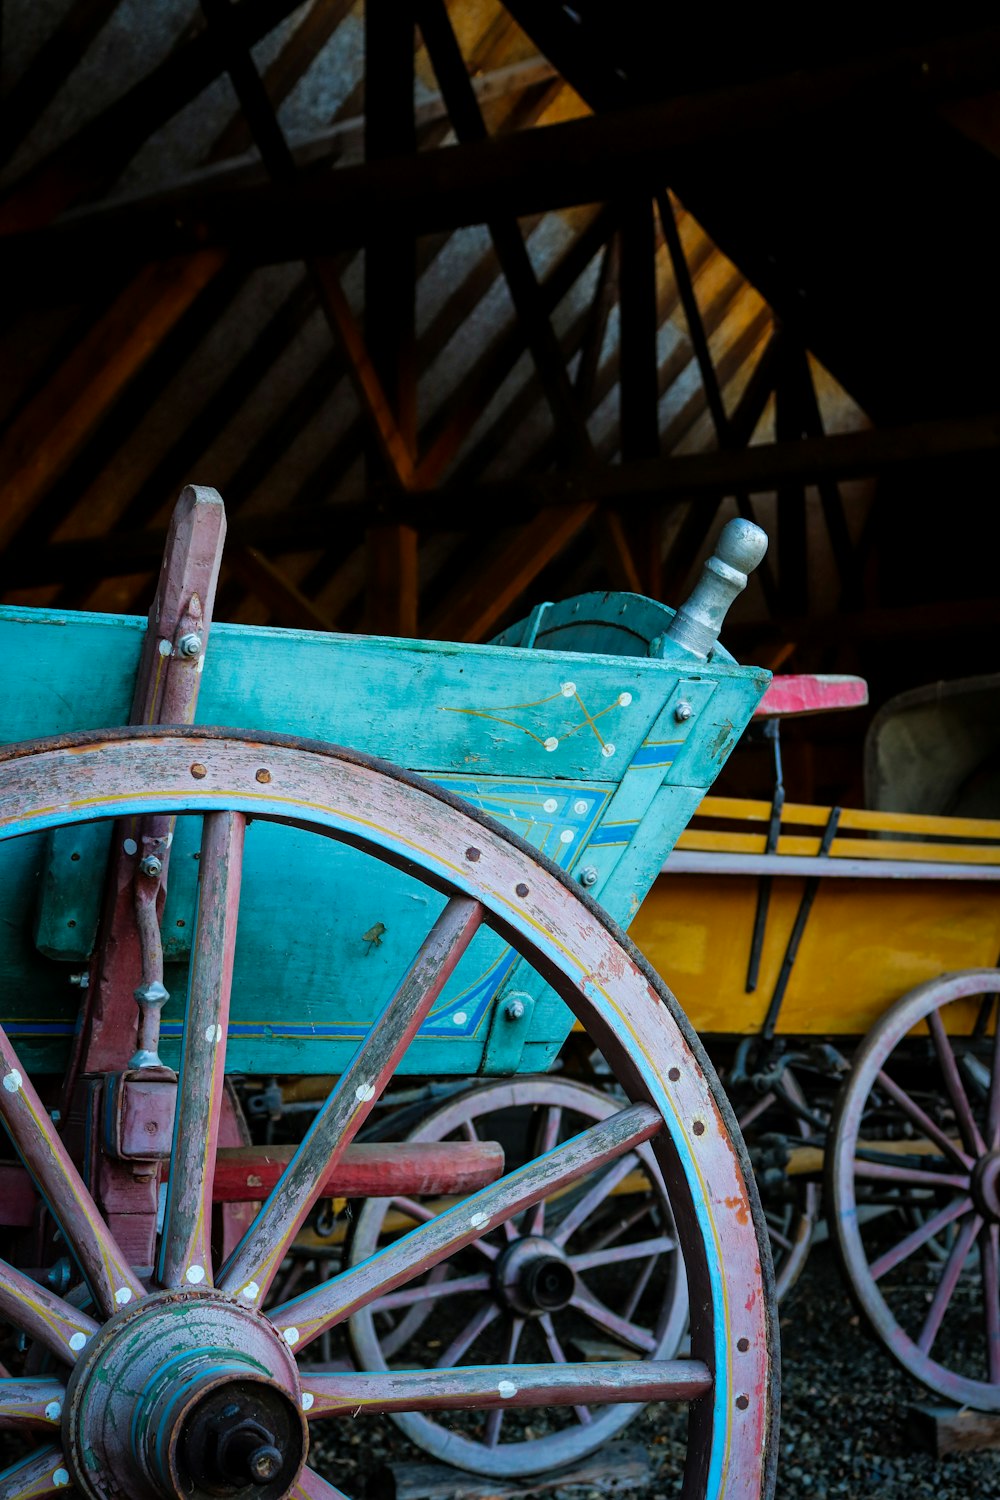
[347, 1076, 689, 1476]
[828, 970, 1000, 1410]
[0, 728, 777, 1500]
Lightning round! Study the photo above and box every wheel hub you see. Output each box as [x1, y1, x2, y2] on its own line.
[63, 1292, 307, 1500]
[495, 1236, 576, 1317]
[971, 1151, 1000, 1223]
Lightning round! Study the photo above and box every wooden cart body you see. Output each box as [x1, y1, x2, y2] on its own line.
[0, 599, 769, 1076]
[637, 797, 1000, 1037]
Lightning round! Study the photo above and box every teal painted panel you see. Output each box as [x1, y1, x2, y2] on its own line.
[0, 602, 769, 1075]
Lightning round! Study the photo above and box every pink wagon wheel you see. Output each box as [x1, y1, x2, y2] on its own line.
[827, 970, 1000, 1410]
[347, 1076, 689, 1476]
[0, 728, 777, 1500]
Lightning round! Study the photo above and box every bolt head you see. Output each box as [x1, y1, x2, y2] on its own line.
[674, 700, 694, 723]
[579, 865, 599, 888]
[504, 998, 526, 1022]
[178, 633, 203, 659]
[139, 854, 162, 878]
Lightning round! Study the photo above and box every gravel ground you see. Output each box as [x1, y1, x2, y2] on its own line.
[312, 1243, 1000, 1499]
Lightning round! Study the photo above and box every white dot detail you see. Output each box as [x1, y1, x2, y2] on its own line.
[618, 692, 632, 706]
[559, 829, 574, 844]
[601, 743, 616, 759]
[123, 838, 138, 856]
[186, 1265, 206, 1285]
[573, 799, 588, 815]
[283, 1327, 300, 1346]
[54, 1469, 70, 1488]
[560, 682, 576, 697]
[241, 1282, 260, 1302]
[69, 1332, 87, 1351]
[204, 1023, 223, 1043]
[355, 1083, 376, 1103]
[158, 639, 172, 658]
[469, 1211, 490, 1229]
[543, 797, 558, 813]
[544, 737, 559, 752]
[3, 1070, 22, 1093]
[115, 1287, 132, 1304]
[452, 1011, 468, 1026]
[498, 1381, 517, 1399]
[301, 1393, 314, 1412]
[45, 1402, 62, 1422]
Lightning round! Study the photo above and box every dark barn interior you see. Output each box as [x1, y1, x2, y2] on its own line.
[4, 13, 1000, 1500]
[4, 6, 1000, 808]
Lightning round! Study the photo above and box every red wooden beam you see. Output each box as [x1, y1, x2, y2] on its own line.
[755, 673, 869, 719]
[212, 1140, 505, 1202]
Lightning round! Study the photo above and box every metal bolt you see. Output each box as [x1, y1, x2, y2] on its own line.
[503, 998, 525, 1023]
[139, 854, 162, 879]
[178, 633, 203, 659]
[579, 865, 599, 888]
[674, 700, 694, 723]
[68, 972, 90, 988]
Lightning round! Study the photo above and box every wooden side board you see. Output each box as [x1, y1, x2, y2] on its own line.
[0, 606, 768, 1073]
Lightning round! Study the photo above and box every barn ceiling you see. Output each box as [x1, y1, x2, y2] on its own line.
[1, 3, 999, 801]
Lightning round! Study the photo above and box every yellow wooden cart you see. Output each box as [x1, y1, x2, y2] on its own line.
[633, 732, 1000, 1414]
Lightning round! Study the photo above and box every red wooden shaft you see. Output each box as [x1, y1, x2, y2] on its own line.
[212, 1140, 505, 1202]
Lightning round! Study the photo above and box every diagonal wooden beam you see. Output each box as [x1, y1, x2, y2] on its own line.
[427, 504, 596, 643]
[416, 0, 591, 468]
[223, 544, 337, 631]
[0, 0, 306, 233]
[0, 0, 121, 167]
[0, 253, 224, 552]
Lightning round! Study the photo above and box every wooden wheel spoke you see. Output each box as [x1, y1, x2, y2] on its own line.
[0, 1446, 72, 1499]
[435, 1302, 499, 1368]
[875, 1068, 973, 1171]
[852, 1158, 970, 1192]
[525, 1105, 563, 1237]
[159, 810, 245, 1290]
[370, 1271, 491, 1314]
[551, 1152, 638, 1247]
[0, 1378, 65, 1431]
[570, 1234, 674, 1273]
[737, 1091, 777, 1133]
[870, 1197, 973, 1282]
[570, 1285, 657, 1353]
[0, 1024, 144, 1317]
[220, 896, 483, 1301]
[989, 1005, 1000, 1150]
[300, 1359, 712, 1418]
[622, 1253, 658, 1322]
[927, 1011, 986, 1157]
[0, 1259, 99, 1366]
[982, 1223, 1000, 1384]
[764, 1220, 794, 1254]
[270, 1102, 661, 1350]
[585, 1199, 653, 1254]
[485, 1317, 524, 1446]
[390, 1196, 498, 1261]
[917, 1213, 983, 1356]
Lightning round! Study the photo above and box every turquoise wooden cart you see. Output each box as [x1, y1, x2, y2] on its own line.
[0, 489, 778, 1500]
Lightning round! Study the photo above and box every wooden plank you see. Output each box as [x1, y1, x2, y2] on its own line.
[906, 1403, 1000, 1456]
[696, 794, 1000, 842]
[370, 1441, 652, 1499]
[0, 255, 224, 552]
[0, 0, 121, 166]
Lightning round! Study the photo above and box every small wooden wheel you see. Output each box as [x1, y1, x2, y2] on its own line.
[828, 970, 1000, 1410]
[0, 728, 777, 1499]
[347, 1076, 688, 1476]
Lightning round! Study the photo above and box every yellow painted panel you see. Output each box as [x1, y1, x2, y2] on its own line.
[631, 873, 1000, 1035]
[674, 829, 1000, 863]
[697, 795, 1000, 842]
